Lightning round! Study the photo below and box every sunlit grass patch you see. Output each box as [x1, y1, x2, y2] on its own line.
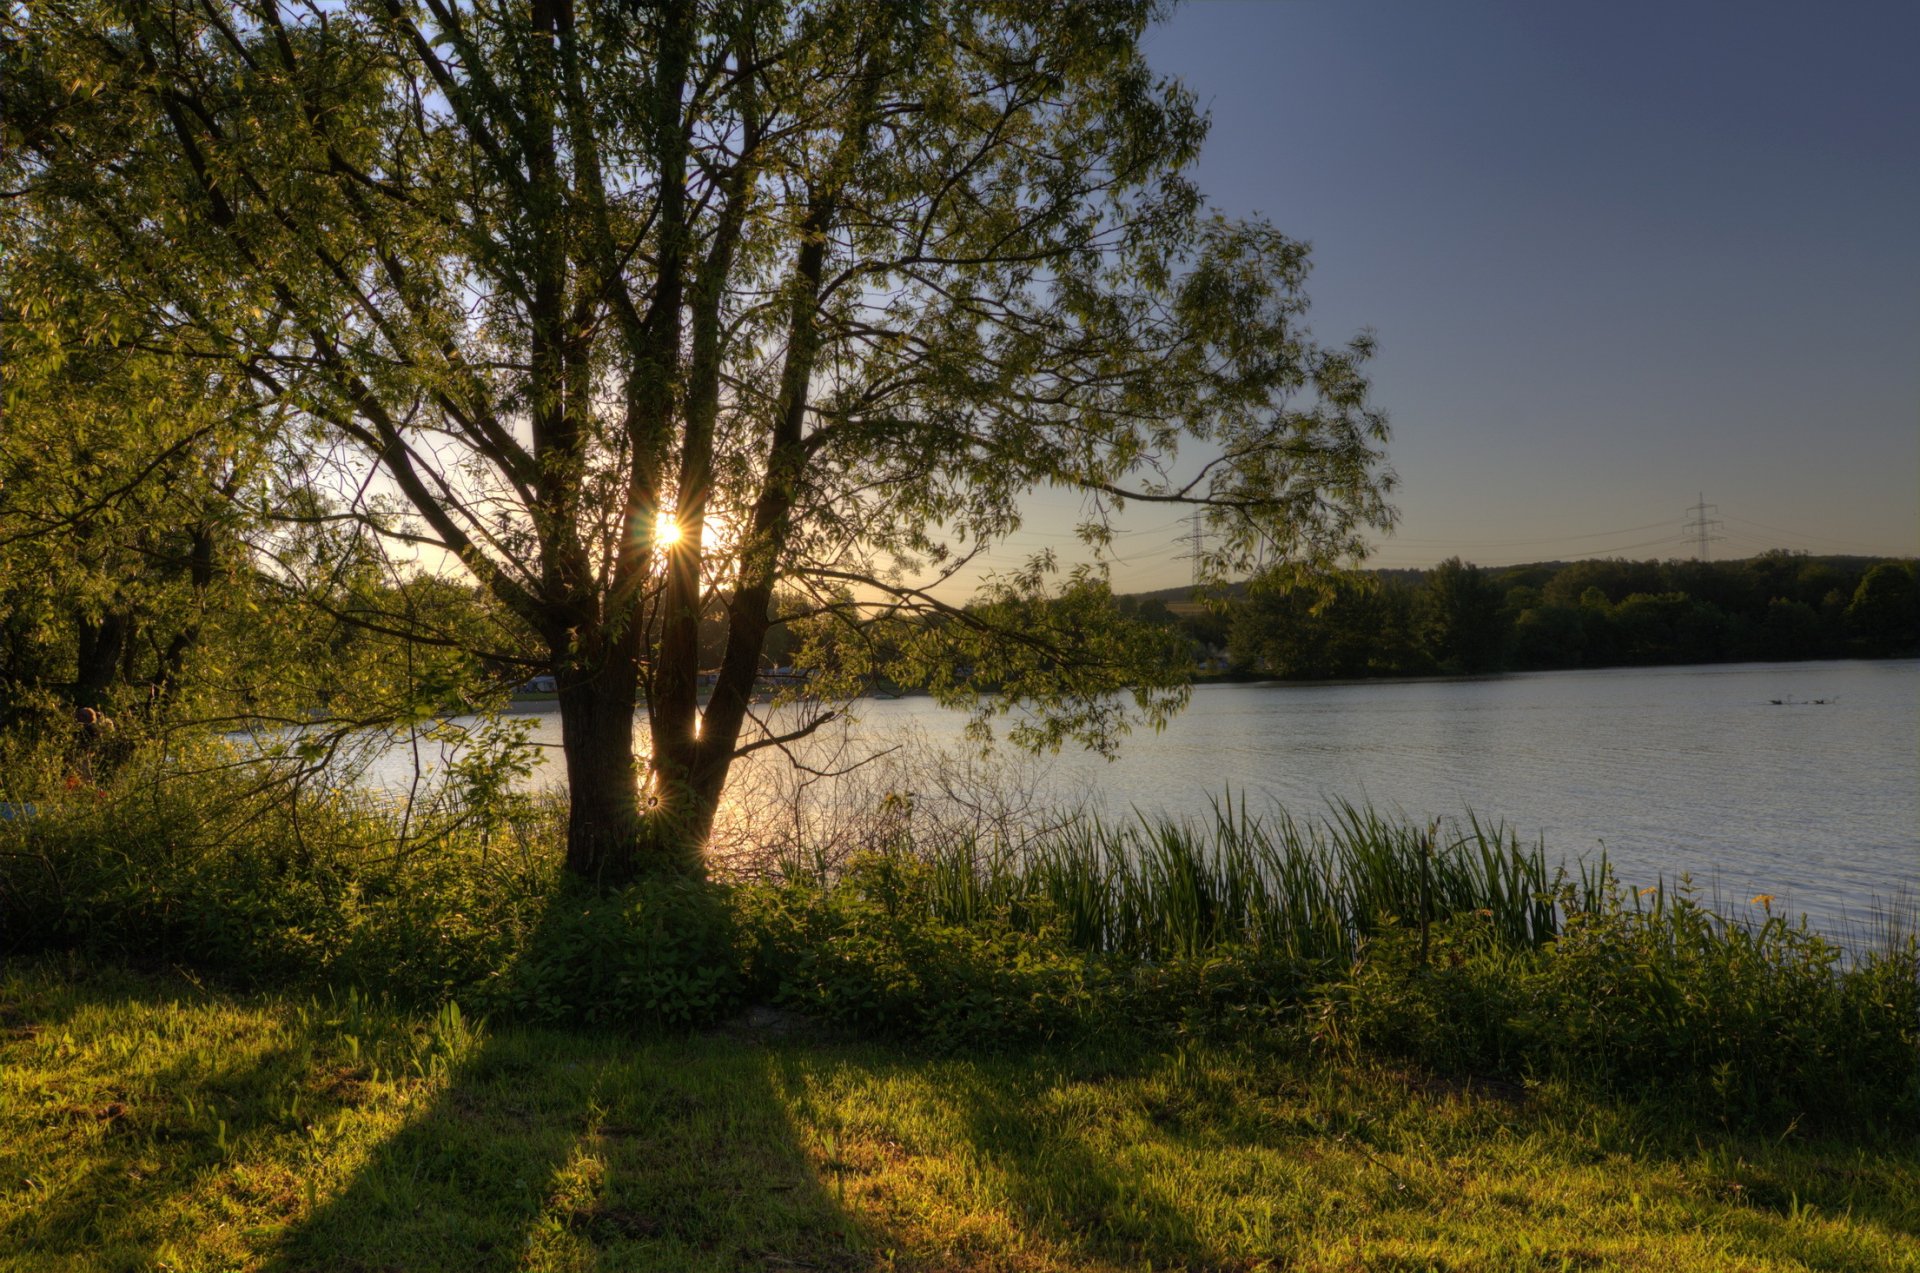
[0, 964, 441, 1270]
[5, 962, 1915, 1272]
[773, 1050, 1920, 1272]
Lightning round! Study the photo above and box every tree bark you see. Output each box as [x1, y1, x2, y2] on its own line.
[153, 522, 215, 709]
[554, 658, 645, 887]
[74, 608, 132, 711]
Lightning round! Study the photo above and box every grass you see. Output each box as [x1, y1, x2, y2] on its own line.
[910, 800, 1582, 962]
[4, 961, 1916, 1273]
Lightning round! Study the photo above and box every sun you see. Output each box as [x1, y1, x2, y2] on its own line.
[653, 511, 684, 549]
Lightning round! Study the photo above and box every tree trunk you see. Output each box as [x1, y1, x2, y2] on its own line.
[153, 522, 216, 709]
[74, 608, 132, 710]
[555, 662, 645, 887]
[645, 765, 722, 878]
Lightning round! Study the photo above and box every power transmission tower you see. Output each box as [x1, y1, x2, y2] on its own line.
[1682, 493, 1725, 561]
[1178, 505, 1206, 588]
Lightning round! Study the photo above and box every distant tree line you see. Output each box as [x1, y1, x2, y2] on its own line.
[1120, 552, 1920, 681]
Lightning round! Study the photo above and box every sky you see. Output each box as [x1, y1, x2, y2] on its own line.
[956, 0, 1920, 593]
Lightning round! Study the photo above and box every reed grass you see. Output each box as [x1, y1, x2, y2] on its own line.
[910, 797, 1596, 966]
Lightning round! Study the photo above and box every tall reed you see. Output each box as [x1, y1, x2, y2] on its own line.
[914, 797, 1596, 965]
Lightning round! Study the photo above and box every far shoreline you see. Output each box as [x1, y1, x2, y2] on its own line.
[506, 653, 1919, 708]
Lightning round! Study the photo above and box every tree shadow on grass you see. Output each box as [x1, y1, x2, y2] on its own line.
[268, 1030, 879, 1272]
[922, 1045, 1920, 1272]
[263, 885, 879, 1273]
[929, 1047, 1243, 1271]
[0, 963, 392, 1268]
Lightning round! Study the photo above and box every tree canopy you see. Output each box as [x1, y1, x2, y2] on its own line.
[3, 0, 1397, 882]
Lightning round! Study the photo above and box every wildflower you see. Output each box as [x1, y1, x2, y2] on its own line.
[1750, 894, 1775, 912]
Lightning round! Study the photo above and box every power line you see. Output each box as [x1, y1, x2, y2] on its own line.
[1366, 531, 1695, 565]
[1722, 515, 1886, 554]
[1380, 518, 1679, 548]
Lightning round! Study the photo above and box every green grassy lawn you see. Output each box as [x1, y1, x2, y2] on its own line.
[2, 962, 1914, 1273]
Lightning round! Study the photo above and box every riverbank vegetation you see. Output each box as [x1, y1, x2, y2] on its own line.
[4, 744, 1913, 1130]
[1129, 552, 1920, 680]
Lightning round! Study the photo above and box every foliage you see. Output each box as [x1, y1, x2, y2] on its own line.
[0, 306, 532, 747]
[487, 877, 744, 1031]
[0, 325, 268, 723]
[1316, 890, 1920, 1127]
[6, 742, 1912, 1127]
[0, 732, 557, 1003]
[912, 800, 1570, 965]
[1848, 561, 1920, 656]
[738, 853, 1099, 1050]
[1227, 573, 1427, 679]
[3, 0, 1398, 878]
[1423, 556, 1507, 673]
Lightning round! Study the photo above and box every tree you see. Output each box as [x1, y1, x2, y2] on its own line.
[1508, 602, 1584, 670]
[4, 0, 1395, 883]
[1757, 597, 1823, 661]
[1422, 558, 1506, 673]
[1846, 562, 1920, 656]
[1227, 574, 1424, 680]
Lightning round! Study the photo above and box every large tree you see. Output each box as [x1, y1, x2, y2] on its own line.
[3, 0, 1396, 883]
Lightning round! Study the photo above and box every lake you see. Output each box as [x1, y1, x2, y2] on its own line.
[366, 659, 1919, 935]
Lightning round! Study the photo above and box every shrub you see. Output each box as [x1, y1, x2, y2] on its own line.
[1516, 890, 1919, 1124]
[737, 852, 1100, 1049]
[1309, 912, 1529, 1075]
[1313, 891, 1920, 1128]
[481, 876, 744, 1029]
[0, 738, 558, 1005]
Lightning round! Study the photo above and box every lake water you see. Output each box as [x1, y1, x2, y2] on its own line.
[367, 659, 1919, 934]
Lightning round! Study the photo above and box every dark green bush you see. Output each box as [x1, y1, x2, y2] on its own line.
[481, 876, 744, 1029]
[737, 853, 1100, 1049]
[1315, 894, 1920, 1127]
[0, 753, 550, 1000]
[1519, 892, 1919, 1123]
[1310, 912, 1529, 1074]
[1115, 944, 1317, 1040]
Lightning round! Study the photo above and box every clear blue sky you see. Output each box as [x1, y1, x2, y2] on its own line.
[962, 0, 1920, 591]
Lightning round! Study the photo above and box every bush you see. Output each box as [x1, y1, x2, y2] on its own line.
[1119, 944, 1316, 1039]
[1519, 891, 1919, 1123]
[482, 876, 744, 1029]
[737, 853, 1101, 1049]
[0, 738, 557, 1004]
[1310, 912, 1529, 1075]
[1314, 892, 1920, 1127]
